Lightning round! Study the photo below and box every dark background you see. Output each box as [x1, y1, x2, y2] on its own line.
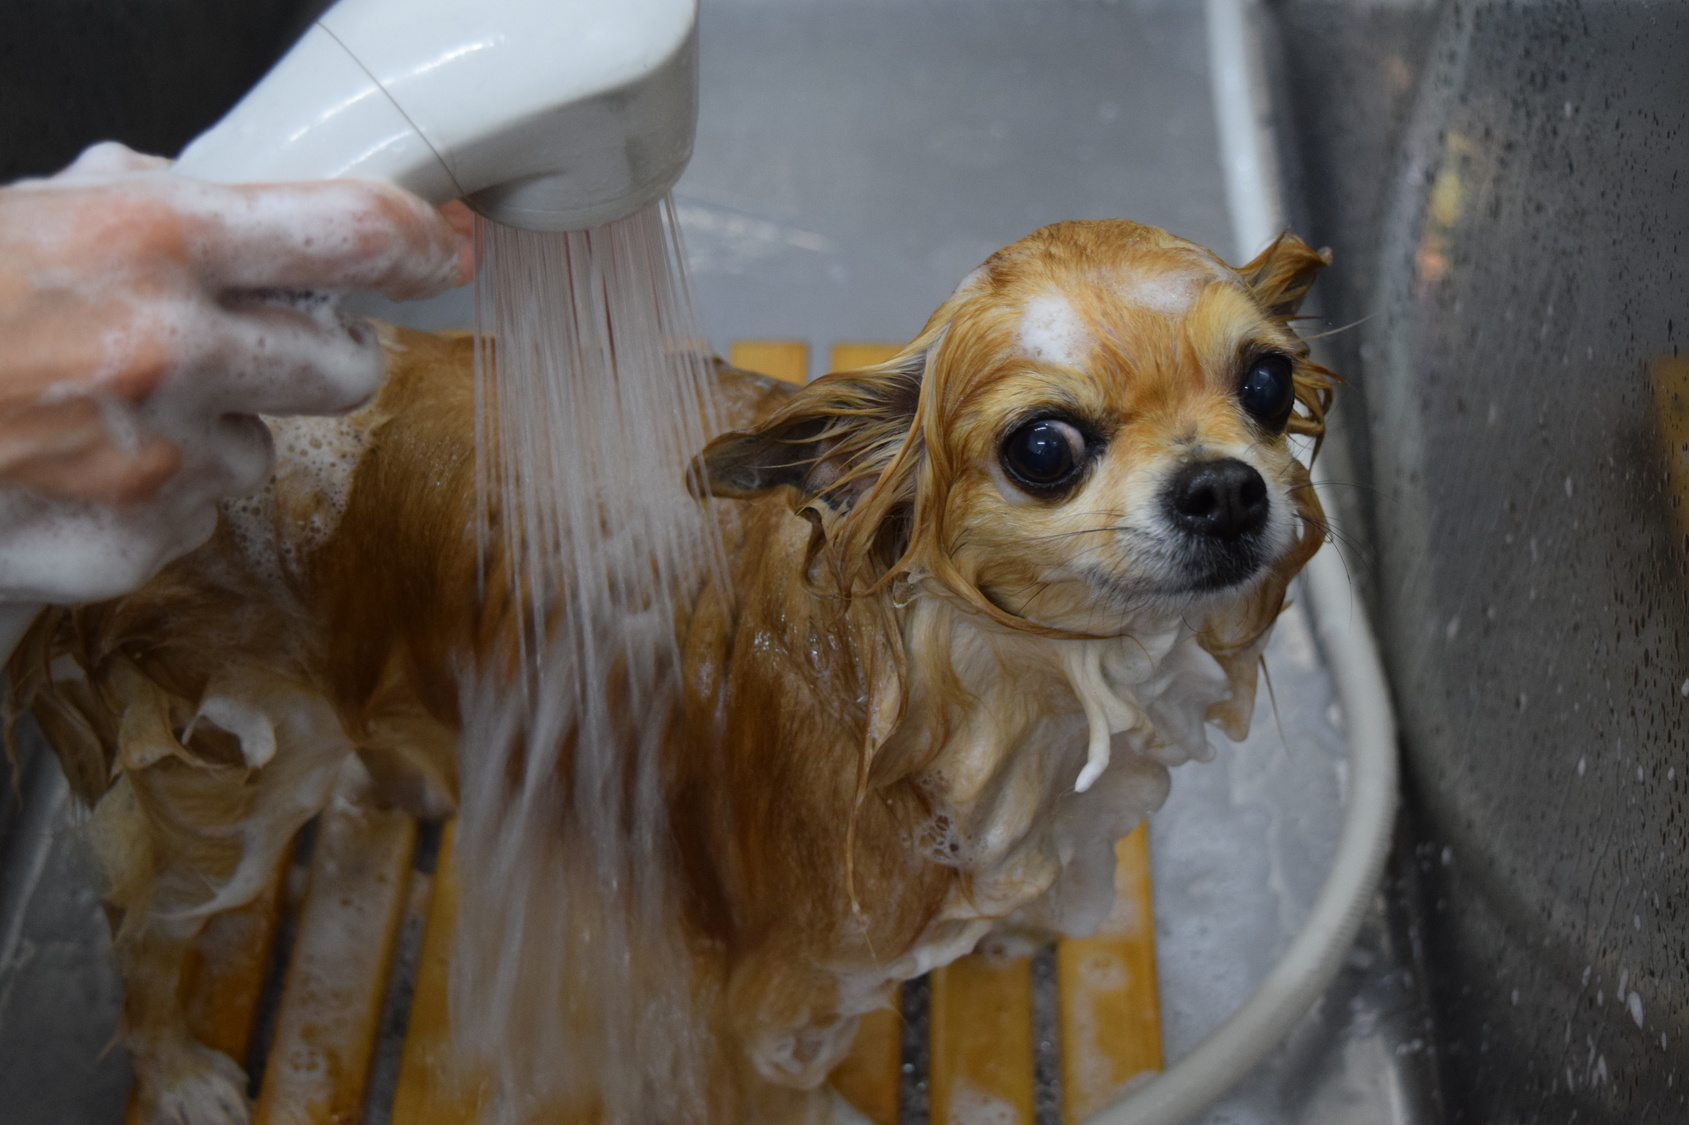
[0, 0, 327, 182]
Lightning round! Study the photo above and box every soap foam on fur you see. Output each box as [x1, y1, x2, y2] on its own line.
[0, 150, 458, 606]
[1016, 291, 1092, 367]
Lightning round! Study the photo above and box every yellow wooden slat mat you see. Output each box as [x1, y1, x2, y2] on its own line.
[114, 340, 1166, 1125]
[922, 835, 1163, 1125]
[123, 859, 291, 1125]
[727, 339, 903, 384]
[384, 815, 904, 1125]
[1058, 825, 1163, 1122]
[390, 823, 483, 1125]
[930, 953, 1037, 1124]
[830, 342, 904, 373]
[828, 1006, 903, 1125]
[253, 784, 416, 1125]
[183, 858, 290, 1066]
[729, 339, 809, 385]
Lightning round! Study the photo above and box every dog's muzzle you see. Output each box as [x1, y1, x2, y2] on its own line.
[1162, 457, 1270, 590]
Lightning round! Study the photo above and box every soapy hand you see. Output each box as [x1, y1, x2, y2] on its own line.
[0, 142, 473, 603]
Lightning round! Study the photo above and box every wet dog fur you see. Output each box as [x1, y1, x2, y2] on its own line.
[8, 219, 1332, 1123]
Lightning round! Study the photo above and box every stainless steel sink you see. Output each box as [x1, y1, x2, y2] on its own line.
[2, 1, 1683, 1122]
[1270, 1, 1689, 1119]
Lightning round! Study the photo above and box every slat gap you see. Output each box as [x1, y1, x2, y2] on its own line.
[242, 828, 315, 1101]
[898, 971, 932, 1125]
[361, 859, 432, 1125]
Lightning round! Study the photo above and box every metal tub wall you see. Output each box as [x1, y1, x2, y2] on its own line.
[1270, 0, 1689, 1119]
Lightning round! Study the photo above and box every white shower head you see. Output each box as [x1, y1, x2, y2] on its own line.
[175, 0, 698, 231]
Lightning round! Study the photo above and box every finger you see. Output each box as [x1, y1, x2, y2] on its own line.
[440, 199, 477, 286]
[179, 178, 466, 300]
[55, 142, 173, 180]
[181, 412, 275, 503]
[0, 398, 111, 470]
[179, 294, 387, 417]
[0, 293, 129, 402]
[440, 199, 476, 241]
[5, 434, 182, 506]
[0, 289, 178, 405]
[0, 398, 182, 505]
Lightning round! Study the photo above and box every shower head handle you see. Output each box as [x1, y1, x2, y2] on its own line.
[175, 0, 698, 232]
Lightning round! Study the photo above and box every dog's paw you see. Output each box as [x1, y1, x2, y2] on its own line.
[135, 1039, 250, 1125]
[747, 1014, 862, 1089]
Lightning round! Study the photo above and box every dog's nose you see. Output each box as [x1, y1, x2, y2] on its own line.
[1165, 458, 1269, 539]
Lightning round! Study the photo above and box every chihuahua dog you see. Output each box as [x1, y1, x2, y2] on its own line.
[8, 219, 1332, 1123]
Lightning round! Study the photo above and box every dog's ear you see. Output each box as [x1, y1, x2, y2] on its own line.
[1239, 233, 1341, 449]
[697, 349, 925, 512]
[1239, 232, 1332, 320]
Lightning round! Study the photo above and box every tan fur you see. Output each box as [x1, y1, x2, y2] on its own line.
[8, 220, 1332, 1123]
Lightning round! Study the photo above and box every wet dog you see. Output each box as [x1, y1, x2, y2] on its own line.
[9, 219, 1332, 1123]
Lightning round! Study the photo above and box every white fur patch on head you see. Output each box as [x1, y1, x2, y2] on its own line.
[1113, 258, 1243, 316]
[1116, 272, 1201, 315]
[1017, 292, 1093, 368]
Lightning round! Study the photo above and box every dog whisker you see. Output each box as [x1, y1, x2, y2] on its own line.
[1299, 313, 1374, 341]
[1021, 524, 1138, 544]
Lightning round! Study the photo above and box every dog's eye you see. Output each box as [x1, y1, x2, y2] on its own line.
[1239, 353, 1296, 428]
[1002, 418, 1086, 490]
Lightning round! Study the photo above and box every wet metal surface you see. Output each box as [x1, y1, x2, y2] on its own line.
[679, 0, 1231, 377]
[1152, 597, 1431, 1125]
[1275, 0, 1689, 1120]
[0, 730, 130, 1125]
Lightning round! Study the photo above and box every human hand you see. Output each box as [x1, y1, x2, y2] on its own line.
[0, 142, 473, 603]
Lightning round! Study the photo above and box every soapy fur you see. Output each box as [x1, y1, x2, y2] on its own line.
[8, 220, 1333, 1123]
[0, 141, 469, 602]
